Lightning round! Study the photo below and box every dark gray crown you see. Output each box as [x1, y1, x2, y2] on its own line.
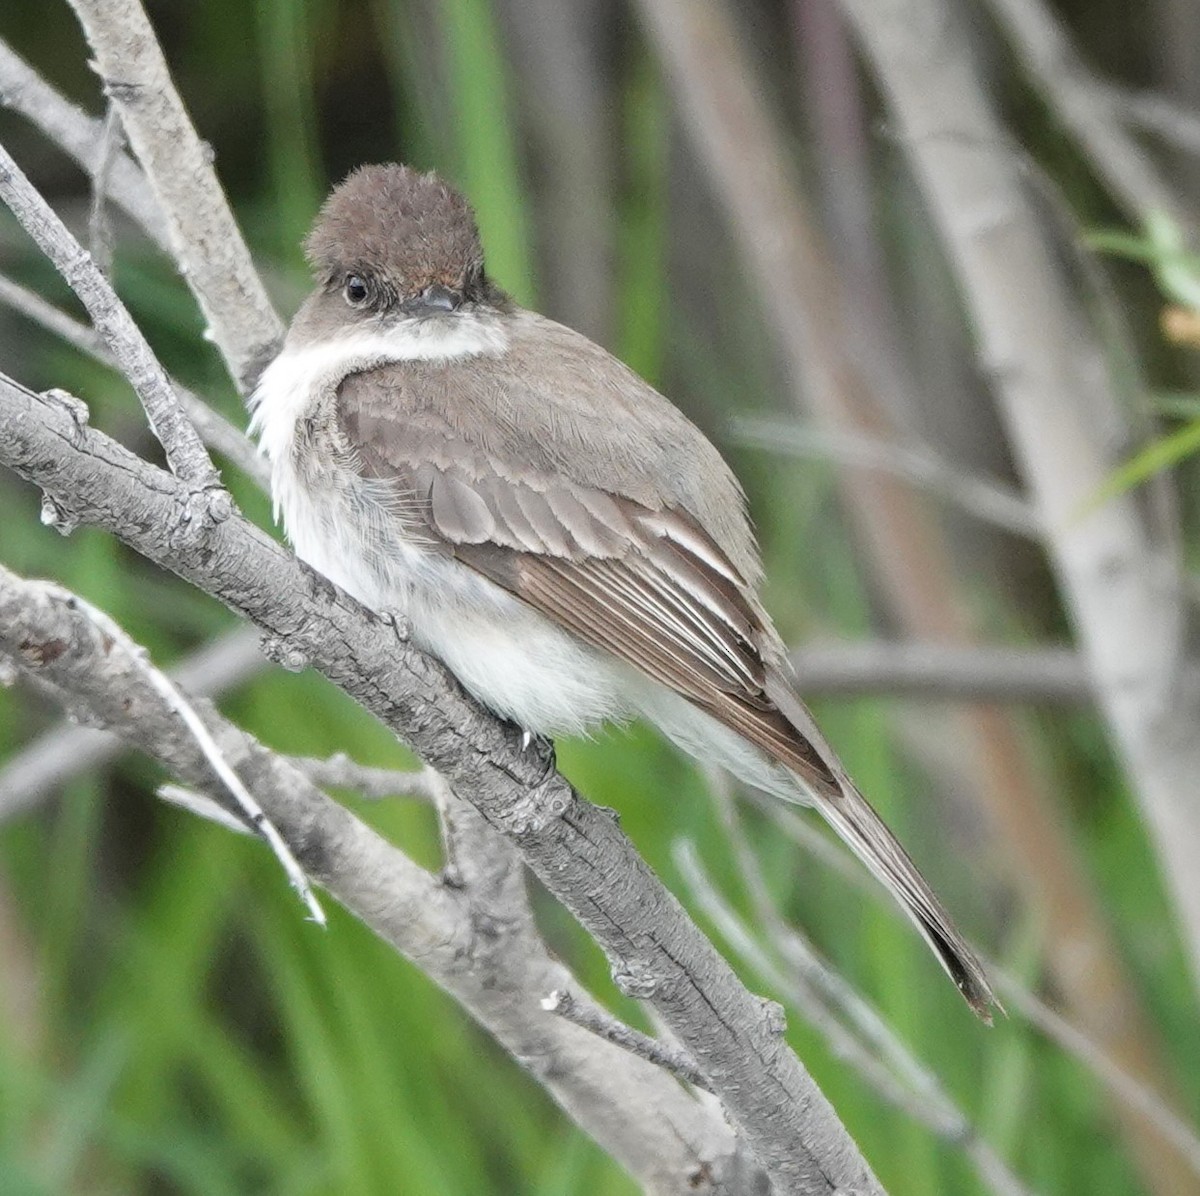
[305, 164, 483, 295]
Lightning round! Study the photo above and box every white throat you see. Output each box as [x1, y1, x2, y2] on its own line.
[249, 312, 509, 472]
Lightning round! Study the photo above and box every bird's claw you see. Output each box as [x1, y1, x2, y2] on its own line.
[517, 726, 556, 785]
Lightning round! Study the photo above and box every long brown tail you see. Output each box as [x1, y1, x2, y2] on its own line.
[753, 676, 997, 1021]
[813, 777, 997, 1022]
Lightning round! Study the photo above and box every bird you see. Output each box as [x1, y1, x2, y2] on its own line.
[250, 163, 995, 1020]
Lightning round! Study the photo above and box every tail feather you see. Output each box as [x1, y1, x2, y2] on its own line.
[643, 671, 999, 1018]
[753, 673, 998, 1020]
[815, 779, 998, 1022]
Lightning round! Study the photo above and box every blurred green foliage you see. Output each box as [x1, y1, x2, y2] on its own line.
[0, 1, 1198, 1194]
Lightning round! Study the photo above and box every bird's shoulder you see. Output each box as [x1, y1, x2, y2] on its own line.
[337, 309, 762, 585]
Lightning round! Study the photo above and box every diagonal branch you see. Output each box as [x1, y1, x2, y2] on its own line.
[733, 416, 1042, 541]
[0, 561, 757, 1195]
[64, 0, 285, 391]
[543, 988, 713, 1093]
[0, 38, 168, 247]
[0, 625, 265, 820]
[44, 581, 323, 924]
[0, 143, 218, 490]
[0, 270, 267, 484]
[982, 0, 1196, 235]
[0, 371, 884, 1195]
[1112, 87, 1200, 158]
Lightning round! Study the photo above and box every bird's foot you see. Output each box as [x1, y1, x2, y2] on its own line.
[518, 726, 556, 785]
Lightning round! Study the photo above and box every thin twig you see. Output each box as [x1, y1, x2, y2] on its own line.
[0, 38, 168, 247]
[982, 0, 1195, 234]
[676, 843, 968, 1129]
[0, 271, 267, 485]
[157, 782, 253, 835]
[40, 581, 324, 925]
[0, 144, 219, 489]
[739, 788, 1200, 1176]
[0, 634, 1102, 826]
[0, 625, 265, 820]
[288, 754, 444, 802]
[791, 641, 1088, 704]
[65, 0, 284, 390]
[990, 965, 1200, 1176]
[734, 416, 1041, 541]
[0, 272, 104, 353]
[1, 373, 880, 1195]
[87, 104, 122, 276]
[543, 989, 713, 1093]
[1111, 87, 1200, 157]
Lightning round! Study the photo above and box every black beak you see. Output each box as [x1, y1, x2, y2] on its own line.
[414, 283, 462, 313]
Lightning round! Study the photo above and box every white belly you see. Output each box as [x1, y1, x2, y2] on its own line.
[250, 321, 747, 751]
[259, 378, 628, 737]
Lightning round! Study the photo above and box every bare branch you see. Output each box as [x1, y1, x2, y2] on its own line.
[0, 562, 757, 1195]
[34, 579, 324, 924]
[0, 372, 883, 1195]
[0, 271, 268, 485]
[992, 964, 1200, 1177]
[157, 782, 255, 834]
[1112, 87, 1200, 158]
[0, 38, 168, 247]
[65, 0, 285, 390]
[0, 625, 265, 820]
[543, 989, 713, 1093]
[0, 271, 105, 353]
[0, 144, 219, 489]
[981, 0, 1195, 234]
[734, 416, 1042, 541]
[86, 105, 122, 275]
[841, 0, 1200, 1004]
[288, 754, 444, 802]
[791, 641, 1087, 703]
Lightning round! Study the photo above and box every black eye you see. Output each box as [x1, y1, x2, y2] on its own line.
[343, 274, 370, 306]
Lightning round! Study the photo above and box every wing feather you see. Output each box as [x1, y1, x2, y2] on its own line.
[340, 381, 838, 791]
[429, 471, 496, 542]
[331, 338, 995, 1018]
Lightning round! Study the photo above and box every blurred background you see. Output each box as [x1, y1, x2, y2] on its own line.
[1, 0, 1199, 1193]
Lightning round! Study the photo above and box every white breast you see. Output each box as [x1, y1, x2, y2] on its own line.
[250, 315, 510, 511]
[250, 315, 629, 736]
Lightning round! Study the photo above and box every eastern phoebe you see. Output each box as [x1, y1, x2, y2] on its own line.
[252, 164, 994, 1018]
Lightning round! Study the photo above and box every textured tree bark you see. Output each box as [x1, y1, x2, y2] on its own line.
[66, 0, 284, 390]
[0, 373, 884, 1195]
[0, 563, 762, 1195]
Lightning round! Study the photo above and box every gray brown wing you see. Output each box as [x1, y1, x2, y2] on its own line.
[342, 408, 836, 789]
[339, 377, 997, 1016]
